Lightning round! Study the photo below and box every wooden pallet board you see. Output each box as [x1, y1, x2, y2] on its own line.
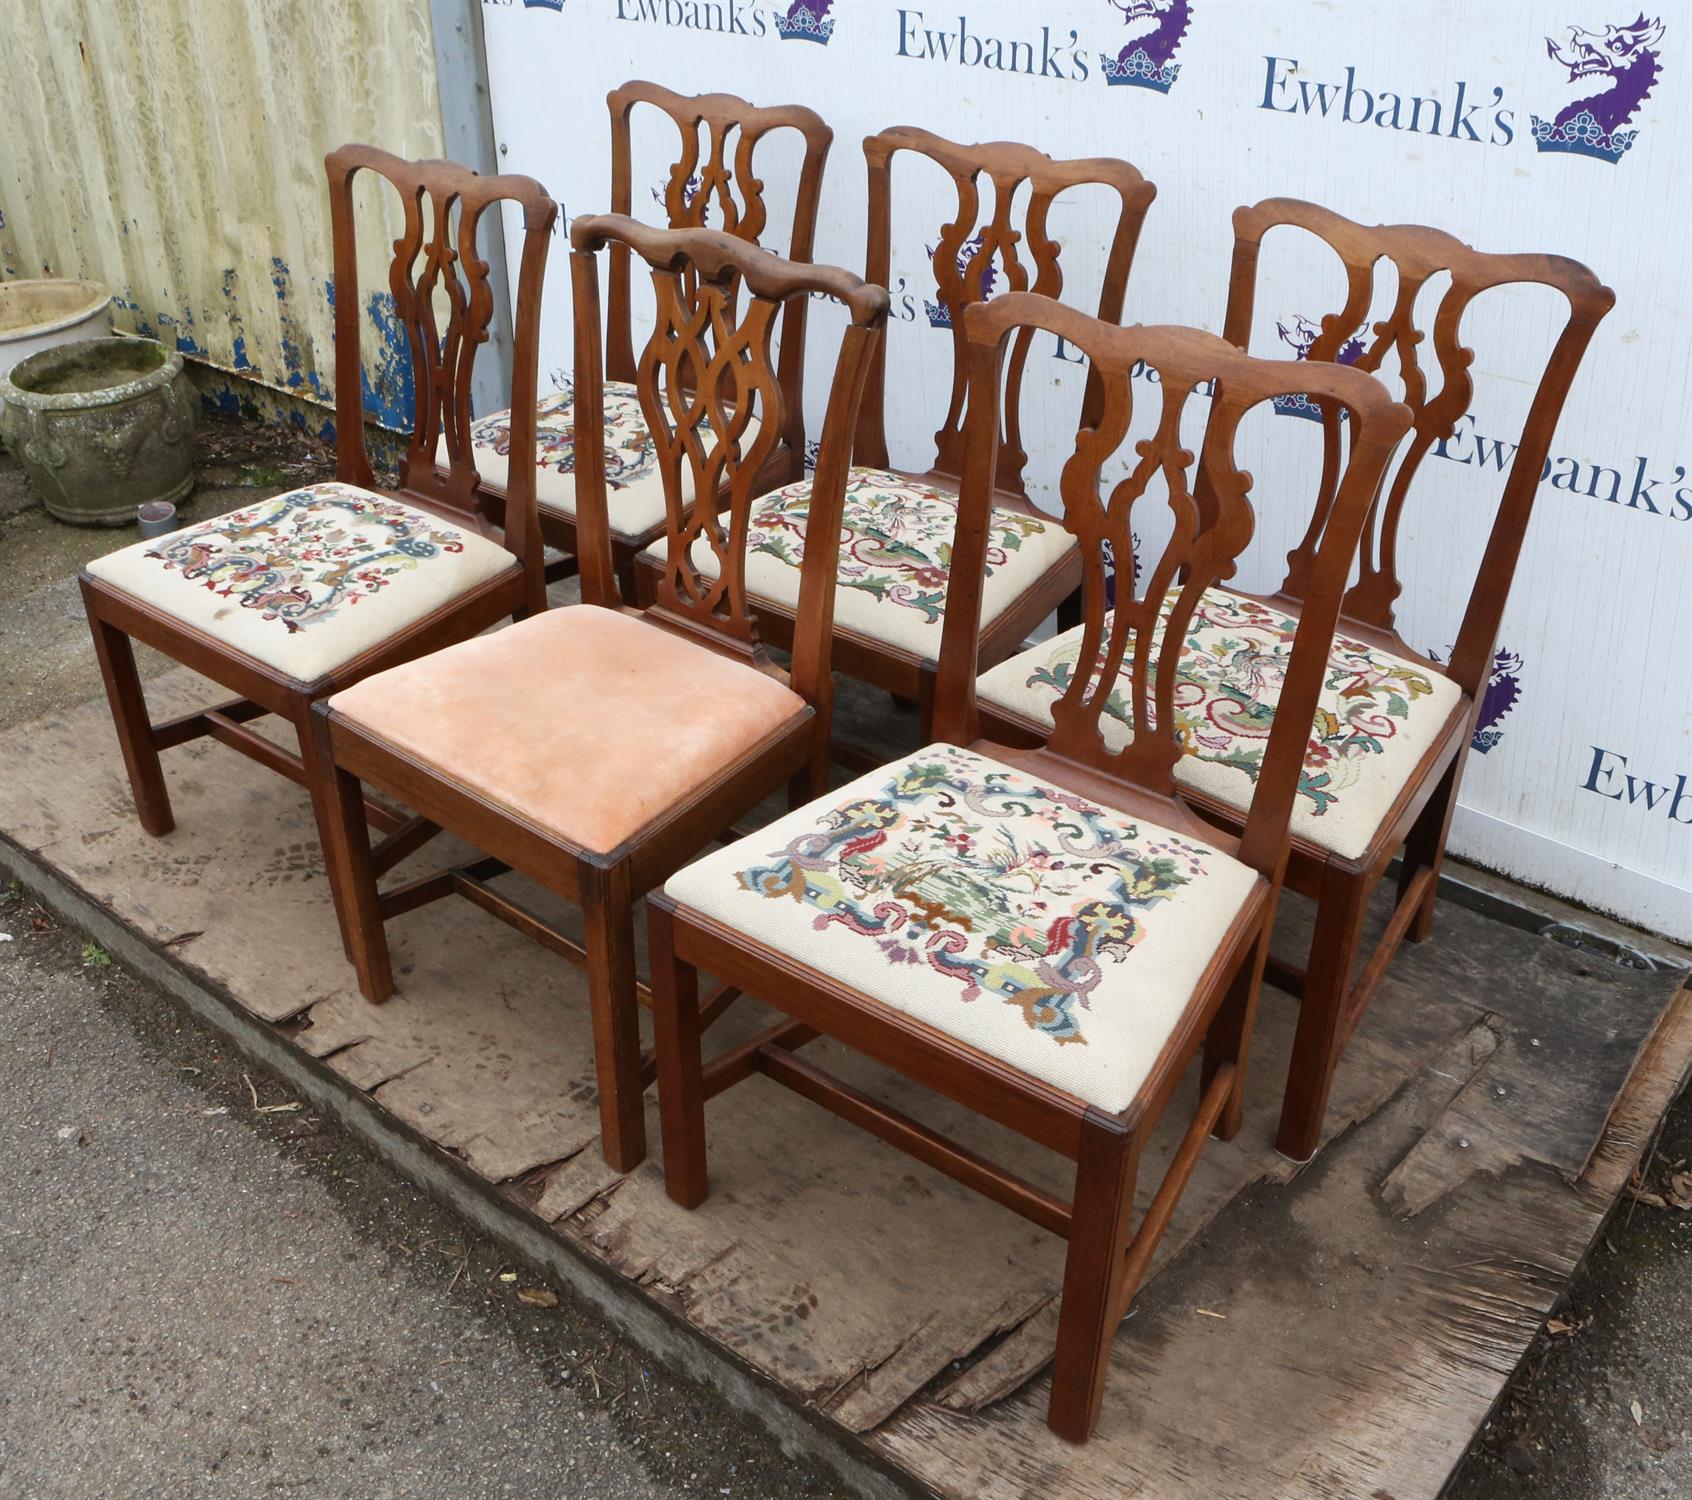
[3, 668, 1687, 1499]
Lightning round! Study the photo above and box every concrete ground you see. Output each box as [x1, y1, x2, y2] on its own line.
[0, 412, 1687, 1497]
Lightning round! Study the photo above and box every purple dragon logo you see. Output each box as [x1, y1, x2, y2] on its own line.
[1272, 314, 1366, 421]
[1102, 532, 1143, 607]
[1472, 649, 1525, 753]
[923, 232, 999, 329]
[652, 174, 709, 226]
[775, 0, 833, 45]
[1429, 646, 1524, 753]
[1100, 0, 1190, 93]
[1532, 14, 1666, 163]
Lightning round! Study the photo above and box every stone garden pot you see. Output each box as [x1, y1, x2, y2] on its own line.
[0, 336, 196, 526]
[0, 279, 112, 383]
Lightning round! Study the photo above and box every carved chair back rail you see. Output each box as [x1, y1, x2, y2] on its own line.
[79, 144, 555, 916]
[649, 289, 1411, 1443]
[442, 81, 833, 598]
[314, 214, 888, 1173]
[606, 80, 833, 455]
[1220, 196, 1614, 700]
[858, 125, 1157, 496]
[634, 127, 1157, 753]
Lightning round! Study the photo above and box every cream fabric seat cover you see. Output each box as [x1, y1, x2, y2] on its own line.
[641, 466, 1078, 662]
[84, 481, 517, 682]
[664, 743, 1260, 1114]
[436, 377, 760, 540]
[976, 585, 1464, 861]
[328, 605, 808, 856]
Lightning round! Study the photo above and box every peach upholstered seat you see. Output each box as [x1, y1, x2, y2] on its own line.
[327, 604, 808, 855]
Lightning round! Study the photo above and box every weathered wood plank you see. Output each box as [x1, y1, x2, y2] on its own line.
[3, 672, 1687, 1500]
[1378, 922, 1674, 1216]
[872, 988, 1692, 1500]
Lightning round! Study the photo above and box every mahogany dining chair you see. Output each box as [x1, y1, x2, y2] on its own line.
[79, 146, 554, 930]
[437, 80, 832, 598]
[975, 198, 1615, 1160]
[647, 291, 1411, 1441]
[312, 218, 888, 1171]
[638, 126, 1157, 756]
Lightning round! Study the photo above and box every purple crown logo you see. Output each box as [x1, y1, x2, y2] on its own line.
[1100, 0, 1189, 93]
[775, 0, 833, 44]
[1429, 646, 1523, 753]
[1531, 14, 1664, 163]
[923, 232, 999, 328]
[1272, 315, 1366, 420]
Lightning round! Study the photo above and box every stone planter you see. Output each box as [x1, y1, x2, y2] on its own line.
[0, 337, 196, 526]
[0, 279, 112, 383]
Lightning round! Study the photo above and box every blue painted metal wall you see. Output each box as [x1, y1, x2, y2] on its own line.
[0, 0, 445, 436]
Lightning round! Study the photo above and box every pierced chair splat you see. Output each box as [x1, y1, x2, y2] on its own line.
[637, 126, 1157, 754]
[648, 291, 1412, 1442]
[977, 197, 1616, 1161]
[314, 216, 889, 1172]
[438, 80, 832, 597]
[79, 145, 555, 904]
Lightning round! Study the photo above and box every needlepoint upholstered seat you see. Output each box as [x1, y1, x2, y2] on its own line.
[977, 584, 1464, 862]
[644, 465, 1076, 661]
[437, 377, 762, 547]
[326, 603, 807, 856]
[663, 742, 1260, 1113]
[85, 482, 519, 682]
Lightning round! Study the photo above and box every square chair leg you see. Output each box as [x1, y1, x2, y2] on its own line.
[86, 609, 174, 837]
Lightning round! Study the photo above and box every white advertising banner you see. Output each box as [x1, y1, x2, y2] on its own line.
[478, 0, 1691, 941]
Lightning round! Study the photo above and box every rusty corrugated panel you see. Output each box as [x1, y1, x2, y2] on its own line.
[0, 0, 445, 434]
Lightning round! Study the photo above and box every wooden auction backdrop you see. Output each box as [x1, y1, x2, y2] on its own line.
[477, 0, 1690, 941]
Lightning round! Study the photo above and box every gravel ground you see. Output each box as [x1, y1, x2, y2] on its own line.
[0, 884, 848, 1500]
[0, 413, 1687, 1497]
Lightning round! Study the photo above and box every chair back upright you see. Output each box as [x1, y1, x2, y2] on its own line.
[1220, 198, 1615, 701]
[857, 127, 1156, 497]
[570, 215, 889, 715]
[323, 144, 556, 611]
[934, 293, 1414, 881]
[606, 82, 833, 474]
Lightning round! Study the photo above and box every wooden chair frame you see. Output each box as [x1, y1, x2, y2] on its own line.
[445, 80, 833, 597]
[635, 125, 1156, 753]
[984, 198, 1615, 1160]
[650, 292, 1411, 1441]
[315, 216, 888, 1170]
[81, 145, 555, 926]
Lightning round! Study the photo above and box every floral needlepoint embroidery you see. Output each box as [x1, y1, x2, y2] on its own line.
[467, 377, 733, 492]
[733, 746, 1210, 1046]
[1023, 588, 1441, 818]
[746, 468, 1052, 625]
[145, 483, 469, 635]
